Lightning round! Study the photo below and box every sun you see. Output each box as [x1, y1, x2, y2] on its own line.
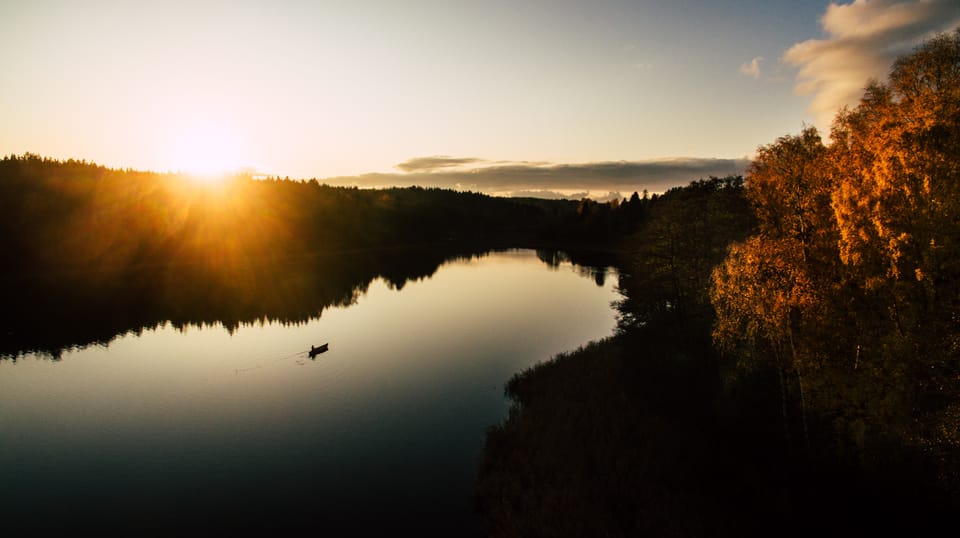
[173, 124, 242, 181]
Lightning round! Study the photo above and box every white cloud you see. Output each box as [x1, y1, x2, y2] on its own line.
[739, 56, 763, 79]
[784, 0, 960, 129]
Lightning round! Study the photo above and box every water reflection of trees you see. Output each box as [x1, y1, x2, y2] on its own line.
[536, 249, 613, 287]
[0, 247, 461, 360]
[0, 155, 632, 360]
[0, 247, 613, 361]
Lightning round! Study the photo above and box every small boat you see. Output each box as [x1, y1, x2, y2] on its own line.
[309, 343, 329, 358]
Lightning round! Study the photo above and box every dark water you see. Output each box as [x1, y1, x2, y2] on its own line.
[0, 249, 619, 535]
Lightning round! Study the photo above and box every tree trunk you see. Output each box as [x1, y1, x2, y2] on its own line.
[775, 346, 792, 454]
[796, 369, 810, 452]
[787, 328, 811, 451]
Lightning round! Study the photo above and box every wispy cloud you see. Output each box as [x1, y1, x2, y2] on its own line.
[395, 155, 483, 173]
[784, 0, 960, 128]
[739, 56, 764, 79]
[321, 157, 750, 198]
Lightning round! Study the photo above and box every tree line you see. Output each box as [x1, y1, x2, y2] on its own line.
[0, 155, 589, 277]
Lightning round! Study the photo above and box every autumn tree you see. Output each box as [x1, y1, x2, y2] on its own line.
[747, 127, 839, 270]
[712, 129, 838, 451]
[828, 28, 960, 464]
[832, 29, 960, 289]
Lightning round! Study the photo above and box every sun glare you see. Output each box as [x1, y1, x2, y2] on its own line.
[173, 124, 242, 181]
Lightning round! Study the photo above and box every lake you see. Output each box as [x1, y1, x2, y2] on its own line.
[0, 249, 620, 535]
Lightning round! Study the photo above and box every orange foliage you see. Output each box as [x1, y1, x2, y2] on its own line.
[711, 29, 960, 464]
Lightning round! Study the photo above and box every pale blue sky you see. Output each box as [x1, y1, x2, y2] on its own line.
[2, 1, 957, 193]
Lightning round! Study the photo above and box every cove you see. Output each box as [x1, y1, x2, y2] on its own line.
[0, 249, 620, 535]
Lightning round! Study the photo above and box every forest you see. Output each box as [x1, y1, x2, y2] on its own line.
[475, 29, 960, 536]
[0, 155, 584, 276]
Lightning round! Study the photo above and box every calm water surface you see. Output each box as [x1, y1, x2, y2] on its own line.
[0, 250, 619, 535]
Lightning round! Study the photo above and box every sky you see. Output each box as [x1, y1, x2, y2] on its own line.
[2, 0, 959, 197]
